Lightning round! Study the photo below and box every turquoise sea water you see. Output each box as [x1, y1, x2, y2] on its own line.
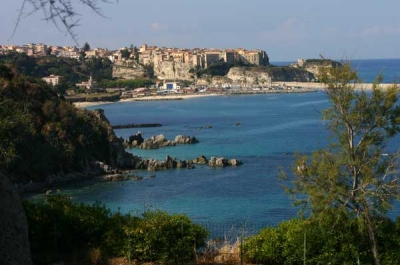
[51, 59, 400, 235]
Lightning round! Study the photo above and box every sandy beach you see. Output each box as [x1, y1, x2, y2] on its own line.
[73, 93, 219, 108]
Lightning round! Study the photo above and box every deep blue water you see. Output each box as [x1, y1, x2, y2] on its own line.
[37, 59, 400, 236]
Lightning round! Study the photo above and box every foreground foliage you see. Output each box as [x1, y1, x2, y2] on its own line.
[244, 217, 400, 265]
[280, 63, 400, 264]
[24, 195, 209, 265]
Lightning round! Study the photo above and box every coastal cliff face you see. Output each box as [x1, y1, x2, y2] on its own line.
[111, 58, 337, 85]
[112, 59, 195, 80]
[92, 109, 141, 169]
[196, 75, 232, 86]
[264, 66, 316, 82]
[153, 60, 194, 80]
[196, 66, 316, 86]
[290, 59, 342, 76]
[226, 67, 272, 85]
[112, 60, 146, 79]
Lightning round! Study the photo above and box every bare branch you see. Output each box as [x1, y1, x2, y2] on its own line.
[12, 0, 116, 45]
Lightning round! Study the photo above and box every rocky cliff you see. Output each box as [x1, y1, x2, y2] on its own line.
[290, 59, 341, 76]
[196, 66, 316, 86]
[226, 67, 272, 85]
[112, 60, 146, 79]
[112, 58, 328, 84]
[153, 60, 194, 80]
[112, 59, 195, 80]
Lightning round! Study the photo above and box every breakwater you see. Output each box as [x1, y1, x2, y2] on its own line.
[111, 123, 162, 129]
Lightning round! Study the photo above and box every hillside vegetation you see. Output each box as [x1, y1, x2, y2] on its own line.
[0, 66, 120, 182]
[0, 52, 112, 92]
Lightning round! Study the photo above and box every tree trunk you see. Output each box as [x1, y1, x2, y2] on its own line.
[365, 214, 380, 265]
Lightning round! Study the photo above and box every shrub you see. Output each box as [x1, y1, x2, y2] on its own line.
[24, 195, 209, 264]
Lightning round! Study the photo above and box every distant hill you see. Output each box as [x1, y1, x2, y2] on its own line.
[0, 52, 113, 90]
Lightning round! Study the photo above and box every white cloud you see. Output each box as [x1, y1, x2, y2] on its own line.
[282, 18, 301, 29]
[150, 22, 169, 31]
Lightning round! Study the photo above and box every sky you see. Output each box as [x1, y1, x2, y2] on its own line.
[1, 0, 400, 61]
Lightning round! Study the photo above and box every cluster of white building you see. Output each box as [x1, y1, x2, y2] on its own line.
[1, 42, 270, 90]
[0, 43, 269, 68]
[0, 43, 109, 60]
[136, 44, 269, 68]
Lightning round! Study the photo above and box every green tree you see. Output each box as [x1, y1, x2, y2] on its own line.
[120, 48, 131, 60]
[45, 46, 52, 55]
[143, 62, 155, 79]
[281, 63, 400, 265]
[79, 50, 86, 63]
[133, 45, 139, 62]
[83, 42, 91, 52]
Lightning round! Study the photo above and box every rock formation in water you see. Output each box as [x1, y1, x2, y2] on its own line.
[124, 133, 199, 149]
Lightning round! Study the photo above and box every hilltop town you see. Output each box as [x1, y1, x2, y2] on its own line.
[0, 43, 269, 69]
[0, 42, 335, 100]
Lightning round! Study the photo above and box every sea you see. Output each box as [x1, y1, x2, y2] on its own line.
[38, 59, 400, 236]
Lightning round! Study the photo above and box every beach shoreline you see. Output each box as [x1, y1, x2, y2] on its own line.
[73, 82, 397, 108]
[73, 93, 219, 108]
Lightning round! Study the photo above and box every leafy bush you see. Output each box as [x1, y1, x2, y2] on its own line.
[24, 195, 209, 264]
[131, 210, 209, 264]
[244, 218, 369, 265]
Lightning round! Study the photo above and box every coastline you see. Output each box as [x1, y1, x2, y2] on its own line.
[74, 93, 219, 108]
[73, 82, 397, 108]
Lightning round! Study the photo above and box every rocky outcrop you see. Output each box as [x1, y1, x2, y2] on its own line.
[174, 135, 199, 144]
[139, 134, 175, 149]
[192, 155, 209, 164]
[112, 58, 195, 80]
[93, 109, 142, 168]
[153, 60, 194, 80]
[124, 132, 145, 148]
[290, 59, 341, 77]
[263, 66, 315, 82]
[112, 60, 146, 79]
[197, 66, 315, 86]
[0, 172, 32, 265]
[131, 155, 241, 171]
[124, 133, 199, 149]
[208, 157, 243, 167]
[226, 67, 272, 86]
